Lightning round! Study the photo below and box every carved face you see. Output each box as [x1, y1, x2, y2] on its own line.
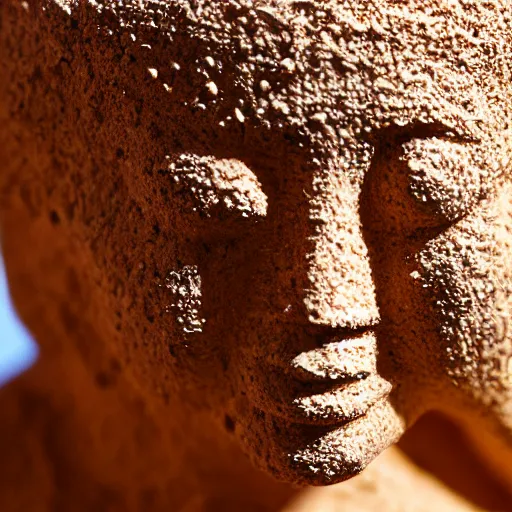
[53, 0, 512, 484]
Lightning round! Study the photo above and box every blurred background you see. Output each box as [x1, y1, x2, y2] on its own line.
[0, 251, 38, 387]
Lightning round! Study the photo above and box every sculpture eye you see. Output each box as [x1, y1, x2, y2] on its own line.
[368, 135, 501, 236]
[167, 154, 268, 219]
[403, 137, 488, 224]
[364, 134, 510, 237]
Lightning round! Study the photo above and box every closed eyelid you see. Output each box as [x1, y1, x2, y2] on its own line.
[401, 137, 494, 222]
[168, 154, 268, 218]
[403, 137, 479, 184]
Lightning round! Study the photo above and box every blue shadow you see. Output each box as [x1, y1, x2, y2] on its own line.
[0, 253, 38, 387]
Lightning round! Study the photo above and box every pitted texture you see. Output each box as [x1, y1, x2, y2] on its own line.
[2, 0, 512, 509]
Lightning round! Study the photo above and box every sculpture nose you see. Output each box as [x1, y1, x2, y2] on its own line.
[303, 176, 380, 330]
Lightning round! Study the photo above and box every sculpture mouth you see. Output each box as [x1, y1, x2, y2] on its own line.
[260, 331, 392, 426]
[270, 373, 392, 426]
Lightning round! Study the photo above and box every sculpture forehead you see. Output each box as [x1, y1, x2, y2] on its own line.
[78, 0, 511, 148]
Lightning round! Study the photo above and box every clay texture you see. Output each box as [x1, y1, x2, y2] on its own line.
[1, 0, 512, 509]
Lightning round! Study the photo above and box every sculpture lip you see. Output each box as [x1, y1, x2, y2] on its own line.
[259, 331, 391, 425]
[289, 330, 378, 382]
[270, 374, 392, 426]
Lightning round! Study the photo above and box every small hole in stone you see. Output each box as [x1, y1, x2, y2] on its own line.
[95, 371, 113, 388]
[224, 414, 236, 433]
[49, 210, 61, 225]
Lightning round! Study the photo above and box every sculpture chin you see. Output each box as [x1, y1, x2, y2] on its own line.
[236, 399, 405, 486]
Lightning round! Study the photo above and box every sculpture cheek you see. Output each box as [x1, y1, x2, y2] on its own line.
[416, 199, 512, 392]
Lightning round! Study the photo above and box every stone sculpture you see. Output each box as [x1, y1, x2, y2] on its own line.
[1, 0, 512, 510]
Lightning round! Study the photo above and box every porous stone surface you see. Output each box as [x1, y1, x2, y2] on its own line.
[1, 0, 512, 510]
